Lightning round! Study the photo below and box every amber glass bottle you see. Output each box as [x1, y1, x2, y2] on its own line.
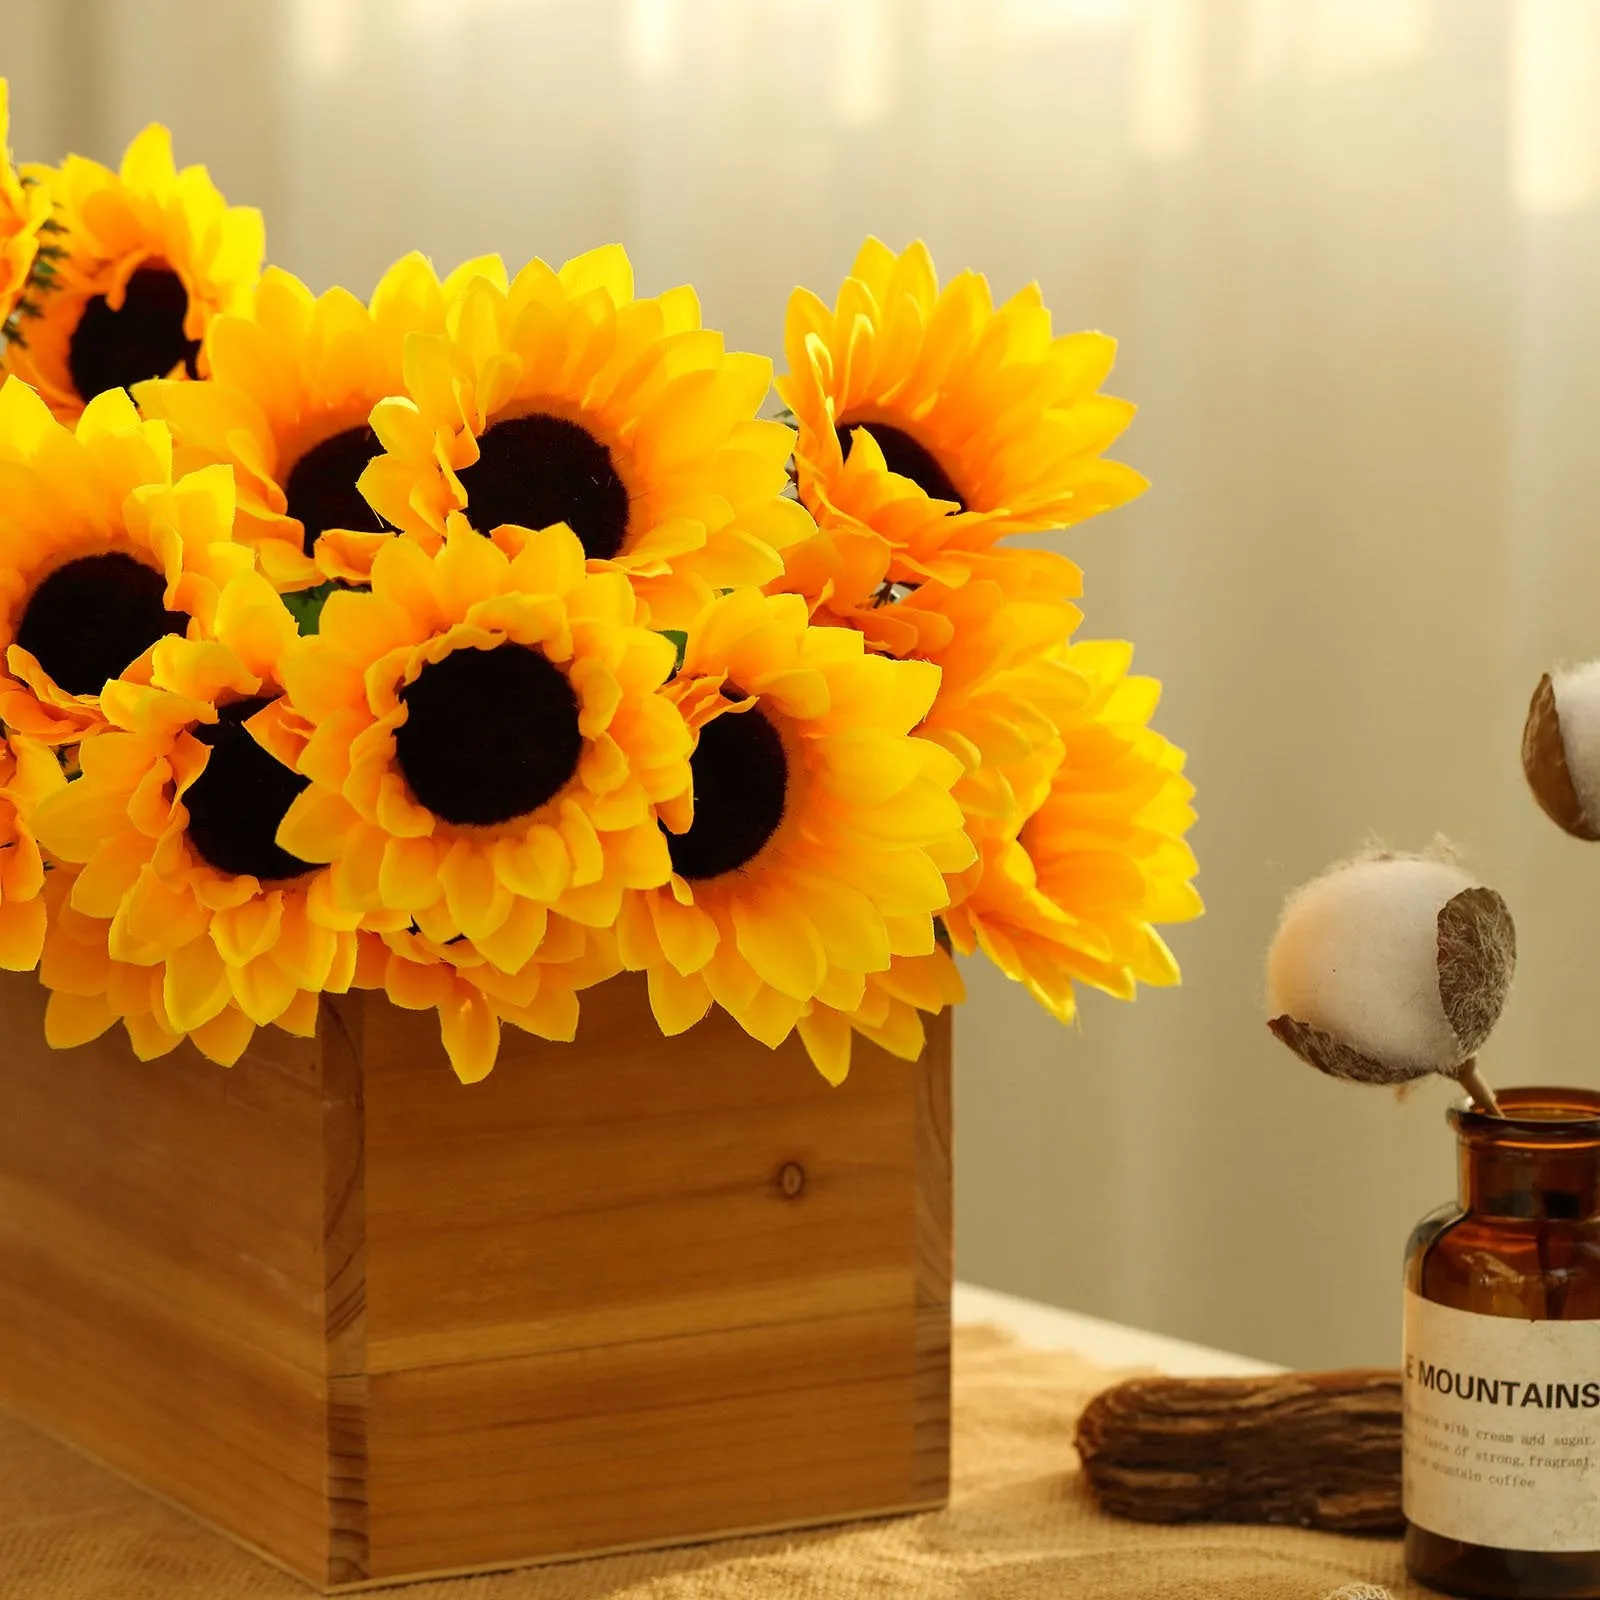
[1405, 1088, 1600, 1599]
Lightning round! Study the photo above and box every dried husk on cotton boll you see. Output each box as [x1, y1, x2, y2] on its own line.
[1265, 848, 1514, 1112]
[1523, 663, 1600, 841]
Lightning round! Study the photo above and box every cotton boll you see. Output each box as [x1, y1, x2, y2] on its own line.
[1266, 853, 1515, 1090]
[1268, 856, 1471, 1075]
[1525, 665, 1600, 840]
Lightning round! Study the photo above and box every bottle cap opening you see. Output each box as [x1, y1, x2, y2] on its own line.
[1452, 1085, 1600, 1142]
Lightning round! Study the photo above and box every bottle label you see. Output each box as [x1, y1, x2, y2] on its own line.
[1404, 1290, 1600, 1551]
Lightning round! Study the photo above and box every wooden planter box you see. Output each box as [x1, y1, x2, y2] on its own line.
[0, 970, 950, 1591]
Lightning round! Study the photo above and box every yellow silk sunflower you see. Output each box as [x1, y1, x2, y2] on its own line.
[794, 946, 966, 1088]
[36, 872, 291, 1065]
[138, 252, 507, 592]
[772, 515, 1088, 1077]
[772, 443, 1085, 815]
[0, 731, 65, 971]
[369, 914, 621, 1083]
[266, 523, 692, 946]
[0, 79, 52, 337]
[28, 571, 370, 1064]
[888, 568, 1086, 824]
[615, 588, 973, 1079]
[770, 423, 1081, 653]
[358, 244, 813, 627]
[780, 238, 1146, 586]
[943, 639, 1201, 1022]
[0, 377, 253, 743]
[1, 123, 263, 419]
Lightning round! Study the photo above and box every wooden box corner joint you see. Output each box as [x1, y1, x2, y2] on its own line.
[0, 972, 952, 1591]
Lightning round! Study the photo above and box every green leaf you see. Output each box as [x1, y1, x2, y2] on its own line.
[658, 628, 688, 673]
[283, 581, 339, 636]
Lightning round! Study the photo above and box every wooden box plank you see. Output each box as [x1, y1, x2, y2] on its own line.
[0, 972, 342, 1582]
[0, 969, 951, 1591]
[364, 1312, 919, 1575]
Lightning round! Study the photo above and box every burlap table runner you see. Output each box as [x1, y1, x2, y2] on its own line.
[0, 1325, 1419, 1600]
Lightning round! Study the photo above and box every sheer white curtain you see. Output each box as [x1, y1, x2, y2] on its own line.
[10, 0, 1600, 1366]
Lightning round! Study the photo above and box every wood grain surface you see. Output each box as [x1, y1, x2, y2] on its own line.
[0, 969, 342, 1582]
[0, 969, 952, 1590]
[1075, 1368, 1403, 1534]
[358, 974, 950, 1581]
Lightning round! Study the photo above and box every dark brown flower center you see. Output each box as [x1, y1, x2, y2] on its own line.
[185, 697, 314, 882]
[836, 419, 965, 508]
[394, 643, 583, 827]
[455, 413, 629, 559]
[68, 265, 201, 403]
[14, 552, 191, 696]
[667, 705, 787, 880]
[285, 425, 391, 556]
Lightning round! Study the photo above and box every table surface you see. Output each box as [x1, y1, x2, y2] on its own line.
[952, 1281, 1283, 1378]
[0, 1288, 1360, 1600]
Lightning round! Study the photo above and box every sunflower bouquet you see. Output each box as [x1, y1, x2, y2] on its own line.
[0, 93, 1201, 1088]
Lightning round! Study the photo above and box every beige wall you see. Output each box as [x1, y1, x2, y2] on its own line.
[10, 0, 1600, 1369]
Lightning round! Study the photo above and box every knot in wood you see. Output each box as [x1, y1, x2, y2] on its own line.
[778, 1162, 806, 1198]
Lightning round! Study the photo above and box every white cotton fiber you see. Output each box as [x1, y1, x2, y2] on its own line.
[1266, 855, 1477, 1075]
[1551, 661, 1600, 829]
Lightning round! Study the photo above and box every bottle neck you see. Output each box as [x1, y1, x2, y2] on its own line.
[1459, 1141, 1600, 1220]
[1455, 1089, 1600, 1221]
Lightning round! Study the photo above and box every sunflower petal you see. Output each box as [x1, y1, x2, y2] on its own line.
[438, 985, 500, 1084]
[647, 964, 712, 1035]
[797, 1007, 853, 1086]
